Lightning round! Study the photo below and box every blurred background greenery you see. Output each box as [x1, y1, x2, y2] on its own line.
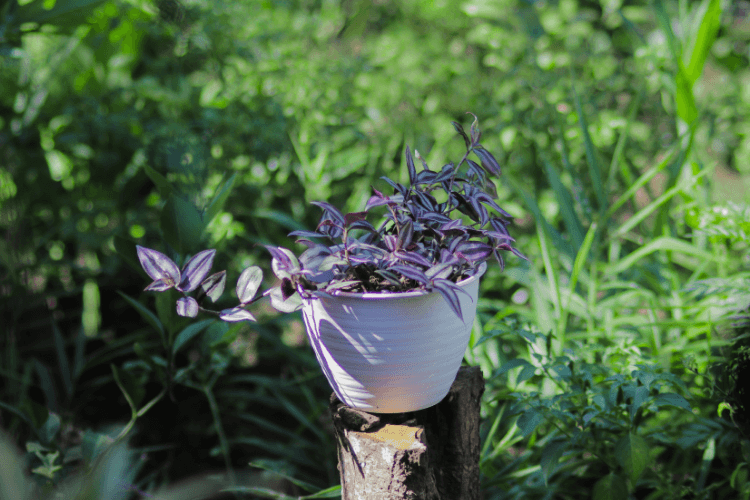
[0, 0, 749, 498]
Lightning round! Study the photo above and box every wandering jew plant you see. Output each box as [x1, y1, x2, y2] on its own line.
[137, 115, 525, 321]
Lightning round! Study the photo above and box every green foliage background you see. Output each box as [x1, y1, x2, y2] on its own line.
[0, 0, 749, 498]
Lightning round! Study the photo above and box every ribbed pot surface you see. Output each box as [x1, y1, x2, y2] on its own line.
[301, 265, 484, 413]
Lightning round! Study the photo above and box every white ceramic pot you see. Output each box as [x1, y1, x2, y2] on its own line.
[300, 263, 485, 413]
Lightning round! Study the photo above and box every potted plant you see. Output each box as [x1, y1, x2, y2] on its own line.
[136, 115, 524, 413]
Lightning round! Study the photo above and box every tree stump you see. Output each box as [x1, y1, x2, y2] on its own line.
[328, 366, 485, 500]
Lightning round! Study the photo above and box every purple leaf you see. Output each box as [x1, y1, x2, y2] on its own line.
[434, 164, 455, 183]
[219, 307, 256, 322]
[397, 219, 414, 250]
[380, 176, 407, 196]
[432, 279, 469, 321]
[144, 279, 172, 292]
[344, 211, 368, 227]
[485, 231, 515, 242]
[419, 211, 453, 224]
[455, 241, 493, 263]
[405, 146, 417, 186]
[178, 249, 216, 292]
[393, 250, 433, 268]
[426, 262, 454, 280]
[383, 235, 398, 252]
[236, 266, 263, 304]
[476, 193, 512, 218]
[199, 271, 226, 303]
[415, 169, 437, 185]
[176, 297, 199, 318]
[289, 229, 328, 239]
[348, 220, 378, 233]
[299, 244, 332, 270]
[365, 195, 392, 211]
[452, 121, 471, 149]
[136, 246, 180, 286]
[391, 264, 429, 285]
[310, 201, 345, 225]
[473, 147, 502, 176]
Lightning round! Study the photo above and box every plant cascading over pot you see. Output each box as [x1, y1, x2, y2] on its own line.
[135, 114, 525, 412]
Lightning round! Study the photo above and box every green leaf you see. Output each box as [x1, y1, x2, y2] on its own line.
[614, 432, 649, 484]
[302, 485, 342, 499]
[252, 208, 307, 232]
[205, 174, 237, 224]
[39, 412, 61, 446]
[52, 323, 73, 398]
[111, 365, 137, 413]
[143, 164, 174, 198]
[249, 460, 319, 493]
[113, 235, 144, 275]
[609, 236, 723, 275]
[593, 473, 628, 500]
[685, 0, 722, 85]
[653, 393, 692, 412]
[494, 358, 533, 377]
[33, 359, 57, 413]
[516, 409, 543, 437]
[117, 291, 166, 345]
[173, 319, 214, 354]
[161, 194, 205, 254]
[675, 69, 697, 125]
[14, 0, 107, 25]
[540, 440, 567, 485]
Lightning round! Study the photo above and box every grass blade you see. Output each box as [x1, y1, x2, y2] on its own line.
[543, 158, 585, 252]
[609, 236, 722, 275]
[572, 83, 605, 209]
[52, 323, 73, 399]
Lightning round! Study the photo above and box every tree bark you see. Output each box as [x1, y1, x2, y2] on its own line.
[329, 366, 485, 500]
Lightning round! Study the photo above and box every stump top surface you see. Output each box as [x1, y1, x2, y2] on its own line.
[362, 424, 424, 450]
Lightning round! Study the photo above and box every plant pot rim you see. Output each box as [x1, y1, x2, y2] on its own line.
[306, 262, 487, 300]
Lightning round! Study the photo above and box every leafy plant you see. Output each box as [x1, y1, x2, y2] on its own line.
[266, 115, 525, 319]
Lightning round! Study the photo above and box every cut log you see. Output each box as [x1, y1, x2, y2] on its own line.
[329, 366, 485, 500]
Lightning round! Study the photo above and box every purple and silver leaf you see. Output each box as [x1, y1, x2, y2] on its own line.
[266, 286, 303, 313]
[310, 201, 345, 225]
[136, 246, 180, 286]
[393, 249, 433, 268]
[219, 307, 256, 322]
[473, 147, 502, 176]
[455, 241, 493, 263]
[391, 264, 429, 285]
[199, 271, 226, 303]
[425, 262, 455, 280]
[176, 297, 199, 318]
[236, 265, 263, 304]
[144, 279, 172, 292]
[348, 220, 378, 233]
[431, 279, 470, 321]
[178, 249, 216, 292]
[397, 219, 414, 250]
[383, 235, 398, 252]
